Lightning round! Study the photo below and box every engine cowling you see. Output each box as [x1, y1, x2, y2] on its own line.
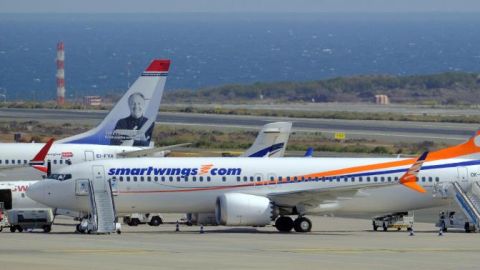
[215, 193, 277, 226]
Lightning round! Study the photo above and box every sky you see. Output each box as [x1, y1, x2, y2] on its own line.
[1, 0, 480, 13]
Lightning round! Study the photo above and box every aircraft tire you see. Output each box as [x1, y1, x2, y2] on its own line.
[275, 216, 294, 232]
[293, 217, 312, 233]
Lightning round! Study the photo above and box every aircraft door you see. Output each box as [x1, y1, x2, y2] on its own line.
[0, 189, 12, 210]
[92, 165, 107, 192]
[457, 167, 468, 183]
[85, 151, 95, 162]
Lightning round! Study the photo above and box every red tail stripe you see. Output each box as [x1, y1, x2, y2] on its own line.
[145, 59, 171, 72]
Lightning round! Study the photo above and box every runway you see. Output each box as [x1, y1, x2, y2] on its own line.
[0, 215, 478, 270]
[0, 108, 476, 143]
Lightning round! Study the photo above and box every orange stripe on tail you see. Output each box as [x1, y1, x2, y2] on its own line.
[400, 151, 428, 193]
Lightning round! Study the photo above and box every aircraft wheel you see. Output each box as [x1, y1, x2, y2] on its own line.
[293, 217, 312, 233]
[275, 216, 294, 232]
[0, 226, 3, 232]
[382, 222, 388, 231]
[10, 226, 16, 233]
[17, 226, 23, 233]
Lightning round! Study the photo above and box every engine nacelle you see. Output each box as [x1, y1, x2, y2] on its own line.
[215, 193, 276, 226]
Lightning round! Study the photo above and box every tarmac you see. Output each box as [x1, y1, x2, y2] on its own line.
[1, 214, 479, 270]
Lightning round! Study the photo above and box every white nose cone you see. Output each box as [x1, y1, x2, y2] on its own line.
[26, 181, 45, 205]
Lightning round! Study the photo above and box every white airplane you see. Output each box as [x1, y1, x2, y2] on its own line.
[1, 122, 292, 227]
[33, 127, 480, 233]
[0, 59, 172, 173]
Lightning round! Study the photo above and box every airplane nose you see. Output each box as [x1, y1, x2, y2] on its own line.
[26, 181, 45, 204]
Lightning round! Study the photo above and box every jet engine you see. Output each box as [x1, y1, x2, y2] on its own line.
[215, 193, 277, 226]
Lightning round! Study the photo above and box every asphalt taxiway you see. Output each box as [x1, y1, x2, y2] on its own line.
[0, 108, 476, 143]
[0, 215, 478, 270]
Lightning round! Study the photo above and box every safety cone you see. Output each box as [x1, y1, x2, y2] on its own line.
[175, 221, 180, 232]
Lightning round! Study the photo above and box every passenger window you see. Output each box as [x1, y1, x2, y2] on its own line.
[243, 176, 248, 182]
[119, 177, 123, 182]
[222, 176, 226, 182]
[154, 176, 158, 182]
[5, 160, 8, 164]
[141, 177, 144, 182]
[177, 176, 181, 182]
[207, 176, 211, 182]
[147, 177, 151, 182]
[294, 176, 298, 182]
[380, 177, 385, 182]
[287, 176, 291, 182]
[336, 177, 340, 182]
[387, 177, 391, 182]
[256, 176, 261, 182]
[237, 176, 240, 182]
[278, 176, 283, 182]
[373, 177, 378, 182]
[367, 177, 370, 182]
[193, 176, 197, 182]
[421, 177, 426, 182]
[395, 177, 399, 181]
[428, 177, 433, 182]
[344, 177, 348, 182]
[359, 177, 363, 182]
[435, 177, 440, 182]
[0, 160, 2, 164]
[126, 177, 130, 182]
[270, 176, 274, 181]
[161, 176, 165, 182]
[133, 177, 137, 182]
[200, 176, 204, 182]
[60, 160, 63, 164]
[250, 176, 254, 182]
[169, 176, 173, 182]
[11, 160, 15, 164]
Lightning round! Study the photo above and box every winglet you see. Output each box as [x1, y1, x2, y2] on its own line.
[29, 138, 54, 173]
[399, 151, 428, 193]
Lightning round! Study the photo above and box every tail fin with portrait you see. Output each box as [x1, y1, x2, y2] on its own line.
[58, 59, 170, 146]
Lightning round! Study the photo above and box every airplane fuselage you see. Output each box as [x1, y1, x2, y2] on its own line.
[0, 143, 147, 170]
[27, 156, 476, 215]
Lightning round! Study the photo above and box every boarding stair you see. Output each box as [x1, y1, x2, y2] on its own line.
[452, 181, 480, 232]
[85, 166, 117, 234]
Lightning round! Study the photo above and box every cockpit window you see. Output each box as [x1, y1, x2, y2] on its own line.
[49, 174, 72, 181]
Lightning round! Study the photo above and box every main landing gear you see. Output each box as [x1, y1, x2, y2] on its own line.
[275, 216, 312, 233]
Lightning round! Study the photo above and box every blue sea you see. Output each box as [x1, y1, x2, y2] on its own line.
[1, 13, 480, 100]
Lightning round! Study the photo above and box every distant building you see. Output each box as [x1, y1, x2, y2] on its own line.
[374, 94, 390, 105]
[84, 96, 102, 106]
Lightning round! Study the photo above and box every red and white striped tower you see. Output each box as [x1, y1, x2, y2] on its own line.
[56, 41, 65, 105]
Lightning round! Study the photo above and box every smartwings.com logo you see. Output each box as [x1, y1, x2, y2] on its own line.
[107, 164, 241, 177]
